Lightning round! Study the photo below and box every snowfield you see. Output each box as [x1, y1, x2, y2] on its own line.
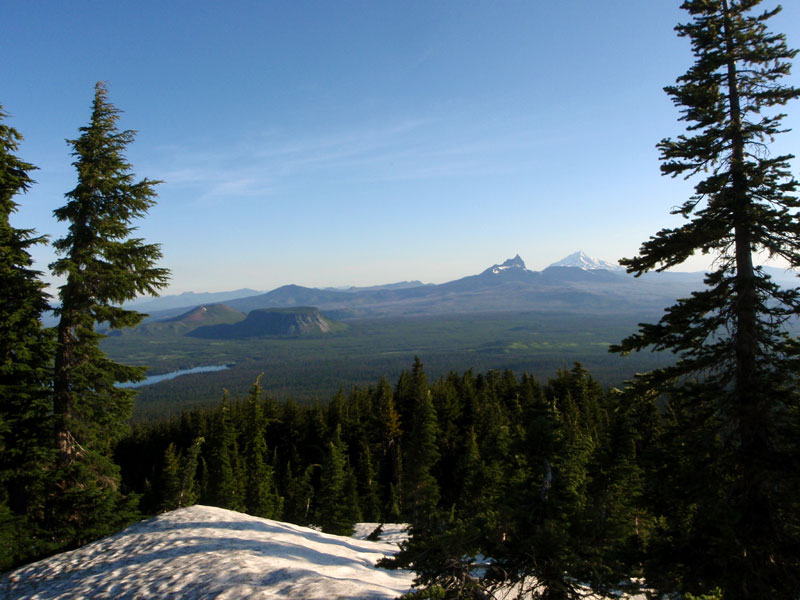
[1, 506, 414, 599]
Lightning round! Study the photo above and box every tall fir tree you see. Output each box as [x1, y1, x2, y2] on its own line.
[372, 377, 403, 520]
[241, 377, 281, 518]
[48, 83, 169, 545]
[203, 396, 244, 510]
[281, 461, 316, 524]
[355, 439, 381, 522]
[51, 82, 169, 458]
[400, 358, 441, 529]
[610, 2, 800, 597]
[314, 424, 359, 535]
[0, 106, 54, 568]
[158, 437, 203, 512]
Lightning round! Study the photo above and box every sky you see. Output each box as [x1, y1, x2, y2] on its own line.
[4, 1, 800, 294]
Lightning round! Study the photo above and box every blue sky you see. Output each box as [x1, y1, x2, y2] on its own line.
[4, 1, 800, 293]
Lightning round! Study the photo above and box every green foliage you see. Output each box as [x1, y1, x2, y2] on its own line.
[355, 439, 382, 522]
[242, 377, 281, 518]
[202, 396, 244, 510]
[610, 2, 800, 598]
[384, 482, 402, 522]
[43, 456, 141, 551]
[280, 363, 646, 600]
[687, 589, 724, 600]
[475, 366, 646, 600]
[398, 586, 446, 600]
[400, 358, 441, 530]
[159, 437, 203, 512]
[314, 425, 359, 535]
[0, 106, 55, 569]
[281, 462, 316, 524]
[159, 443, 182, 511]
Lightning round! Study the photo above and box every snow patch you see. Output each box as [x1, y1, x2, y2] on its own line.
[351, 523, 409, 546]
[1, 505, 414, 600]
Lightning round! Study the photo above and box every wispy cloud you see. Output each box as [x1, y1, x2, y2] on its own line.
[150, 111, 549, 202]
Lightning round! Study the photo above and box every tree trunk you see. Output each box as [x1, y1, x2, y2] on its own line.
[53, 315, 75, 462]
[722, 1, 774, 591]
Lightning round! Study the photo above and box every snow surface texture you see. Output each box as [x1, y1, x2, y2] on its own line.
[1, 506, 414, 600]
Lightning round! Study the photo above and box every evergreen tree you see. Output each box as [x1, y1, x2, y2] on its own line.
[47, 83, 168, 545]
[430, 375, 463, 512]
[0, 106, 54, 568]
[610, 2, 800, 597]
[355, 439, 381, 522]
[242, 377, 280, 518]
[281, 461, 315, 524]
[454, 428, 483, 517]
[384, 482, 402, 523]
[344, 463, 363, 525]
[400, 358, 441, 529]
[179, 437, 204, 508]
[51, 82, 168, 459]
[159, 443, 182, 512]
[305, 403, 330, 472]
[314, 424, 359, 535]
[158, 437, 203, 512]
[390, 426, 500, 600]
[372, 377, 402, 519]
[203, 396, 244, 510]
[586, 389, 650, 590]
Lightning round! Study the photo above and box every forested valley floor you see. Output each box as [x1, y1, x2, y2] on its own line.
[101, 310, 678, 420]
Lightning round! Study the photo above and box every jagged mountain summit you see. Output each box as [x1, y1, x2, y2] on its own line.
[482, 254, 530, 275]
[548, 250, 625, 272]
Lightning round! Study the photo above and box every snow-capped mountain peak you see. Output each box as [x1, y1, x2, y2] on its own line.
[548, 250, 624, 272]
[483, 254, 528, 275]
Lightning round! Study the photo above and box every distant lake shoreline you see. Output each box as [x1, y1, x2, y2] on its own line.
[120, 364, 233, 388]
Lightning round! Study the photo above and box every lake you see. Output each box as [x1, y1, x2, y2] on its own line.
[119, 364, 232, 388]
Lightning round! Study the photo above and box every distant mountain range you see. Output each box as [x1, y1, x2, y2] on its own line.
[321, 281, 431, 293]
[125, 289, 263, 313]
[131, 251, 798, 323]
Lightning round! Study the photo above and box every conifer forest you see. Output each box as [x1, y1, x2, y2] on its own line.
[2, 1, 800, 599]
